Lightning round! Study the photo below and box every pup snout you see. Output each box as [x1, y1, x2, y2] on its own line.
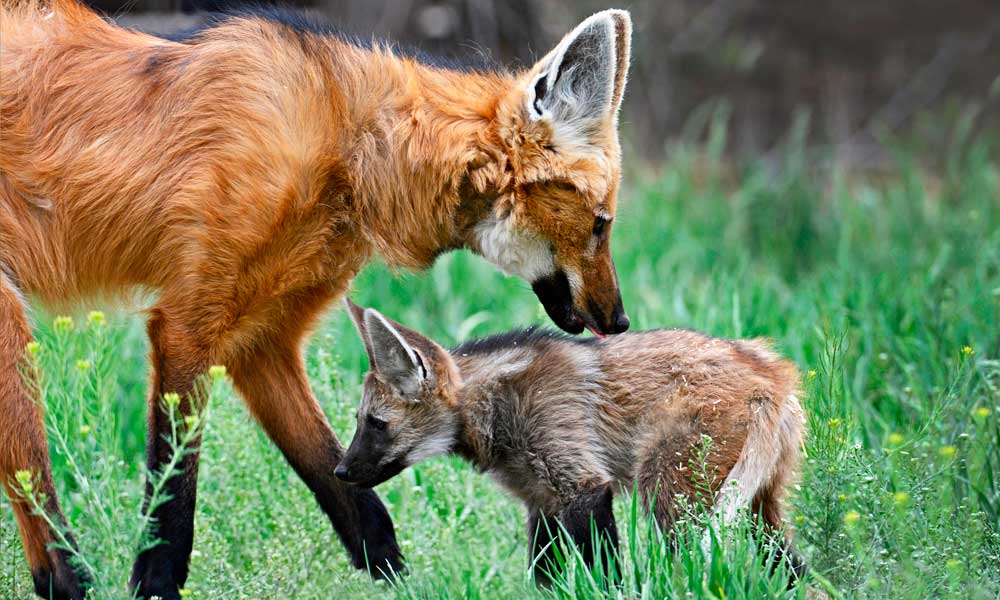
[334, 464, 353, 482]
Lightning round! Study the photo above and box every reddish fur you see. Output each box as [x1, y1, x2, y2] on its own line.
[601, 334, 801, 528]
[0, 276, 50, 570]
[0, 1, 630, 592]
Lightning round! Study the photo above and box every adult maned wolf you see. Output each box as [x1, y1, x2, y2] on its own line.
[0, 1, 633, 597]
[337, 301, 807, 585]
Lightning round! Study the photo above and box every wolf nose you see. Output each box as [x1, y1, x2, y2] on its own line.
[334, 465, 350, 481]
[610, 308, 630, 334]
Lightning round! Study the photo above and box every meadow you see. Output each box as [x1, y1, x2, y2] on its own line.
[2, 130, 998, 599]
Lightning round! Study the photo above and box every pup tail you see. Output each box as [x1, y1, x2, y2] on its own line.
[703, 393, 805, 555]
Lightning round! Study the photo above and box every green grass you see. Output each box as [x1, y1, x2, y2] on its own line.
[2, 134, 999, 599]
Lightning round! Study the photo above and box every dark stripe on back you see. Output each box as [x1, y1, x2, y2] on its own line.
[451, 326, 601, 356]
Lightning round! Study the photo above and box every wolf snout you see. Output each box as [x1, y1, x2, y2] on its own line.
[585, 296, 630, 335]
[609, 305, 630, 334]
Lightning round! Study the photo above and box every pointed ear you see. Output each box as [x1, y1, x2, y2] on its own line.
[363, 308, 427, 398]
[524, 9, 631, 127]
[344, 297, 368, 335]
[344, 298, 376, 366]
[607, 10, 631, 114]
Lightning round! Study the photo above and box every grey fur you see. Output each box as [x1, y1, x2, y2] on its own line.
[341, 316, 806, 583]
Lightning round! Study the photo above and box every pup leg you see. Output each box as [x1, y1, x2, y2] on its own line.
[753, 396, 806, 585]
[558, 484, 619, 583]
[753, 481, 807, 583]
[0, 273, 89, 600]
[635, 417, 705, 546]
[527, 508, 560, 586]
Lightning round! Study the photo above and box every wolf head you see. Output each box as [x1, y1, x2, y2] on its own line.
[467, 10, 632, 336]
[335, 300, 462, 488]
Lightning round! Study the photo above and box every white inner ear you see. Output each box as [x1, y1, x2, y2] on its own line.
[526, 13, 617, 124]
[364, 309, 426, 381]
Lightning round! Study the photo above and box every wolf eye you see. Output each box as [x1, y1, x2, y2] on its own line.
[592, 215, 610, 237]
[367, 415, 388, 431]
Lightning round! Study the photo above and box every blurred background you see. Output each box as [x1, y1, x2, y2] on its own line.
[90, 0, 1000, 169]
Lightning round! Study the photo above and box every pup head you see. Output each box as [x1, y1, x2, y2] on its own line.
[335, 299, 461, 488]
[469, 9, 632, 336]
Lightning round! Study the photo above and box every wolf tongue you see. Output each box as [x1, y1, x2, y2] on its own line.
[585, 323, 606, 339]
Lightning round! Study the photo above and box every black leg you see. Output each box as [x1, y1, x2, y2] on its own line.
[130, 440, 198, 600]
[528, 485, 620, 587]
[229, 345, 404, 580]
[760, 532, 808, 587]
[2, 277, 91, 600]
[558, 485, 619, 582]
[782, 544, 808, 584]
[129, 312, 205, 600]
[300, 452, 404, 579]
[30, 541, 91, 600]
[527, 508, 560, 586]
[750, 513, 807, 588]
[750, 492, 807, 588]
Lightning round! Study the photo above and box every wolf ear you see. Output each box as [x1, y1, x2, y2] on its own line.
[525, 10, 631, 128]
[363, 308, 427, 398]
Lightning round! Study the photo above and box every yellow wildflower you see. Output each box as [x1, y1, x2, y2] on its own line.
[14, 470, 33, 494]
[87, 311, 106, 328]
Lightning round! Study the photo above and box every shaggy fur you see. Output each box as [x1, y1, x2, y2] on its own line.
[0, 2, 633, 598]
[339, 305, 806, 584]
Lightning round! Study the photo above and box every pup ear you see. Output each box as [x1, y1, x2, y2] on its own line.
[344, 297, 376, 367]
[344, 297, 368, 335]
[524, 10, 632, 128]
[363, 308, 427, 398]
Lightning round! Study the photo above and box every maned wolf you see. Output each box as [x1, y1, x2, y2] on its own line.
[0, 1, 632, 597]
[337, 300, 807, 584]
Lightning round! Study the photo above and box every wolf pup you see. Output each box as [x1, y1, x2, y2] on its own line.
[337, 300, 806, 584]
[2, 2, 632, 597]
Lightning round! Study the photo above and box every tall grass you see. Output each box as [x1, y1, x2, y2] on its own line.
[2, 134, 998, 599]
